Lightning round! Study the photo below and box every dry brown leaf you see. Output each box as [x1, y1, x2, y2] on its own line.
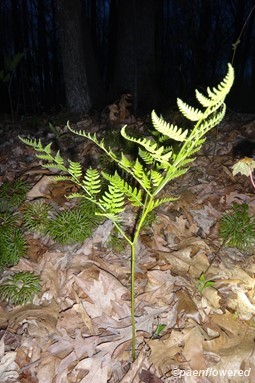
[203, 311, 255, 353]
[190, 203, 220, 236]
[49, 328, 97, 360]
[26, 175, 55, 199]
[35, 356, 58, 383]
[224, 190, 251, 206]
[139, 369, 163, 383]
[74, 268, 128, 319]
[26, 175, 76, 204]
[1, 300, 59, 331]
[119, 349, 151, 383]
[73, 300, 95, 335]
[175, 290, 201, 325]
[108, 103, 120, 122]
[0, 351, 19, 382]
[73, 352, 111, 383]
[172, 216, 198, 239]
[201, 287, 221, 309]
[136, 306, 171, 336]
[181, 325, 206, 370]
[148, 330, 187, 375]
[159, 238, 209, 278]
[213, 265, 255, 290]
[118, 93, 132, 120]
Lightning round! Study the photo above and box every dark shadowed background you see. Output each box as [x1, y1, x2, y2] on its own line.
[0, 0, 255, 116]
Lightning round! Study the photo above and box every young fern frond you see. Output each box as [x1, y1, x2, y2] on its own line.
[206, 64, 234, 101]
[189, 103, 226, 141]
[123, 128, 173, 166]
[19, 137, 47, 152]
[19, 137, 67, 172]
[151, 110, 189, 140]
[176, 100, 206, 121]
[99, 183, 125, 215]
[121, 127, 164, 158]
[68, 160, 83, 178]
[195, 89, 214, 108]
[133, 159, 150, 186]
[67, 127, 119, 165]
[20, 63, 234, 361]
[138, 148, 155, 165]
[177, 63, 234, 122]
[120, 153, 134, 168]
[147, 196, 178, 212]
[102, 172, 143, 207]
[83, 168, 101, 195]
[149, 170, 164, 187]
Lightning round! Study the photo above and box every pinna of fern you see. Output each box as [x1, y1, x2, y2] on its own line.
[19, 63, 234, 361]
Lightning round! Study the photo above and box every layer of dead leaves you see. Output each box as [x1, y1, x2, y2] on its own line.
[0, 112, 255, 383]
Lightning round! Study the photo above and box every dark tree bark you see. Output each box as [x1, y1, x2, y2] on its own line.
[82, 1, 105, 108]
[55, 0, 91, 114]
[111, 0, 159, 112]
[38, 1, 51, 109]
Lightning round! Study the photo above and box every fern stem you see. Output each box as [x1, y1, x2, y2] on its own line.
[130, 194, 155, 361]
[113, 221, 132, 246]
[130, 240, 136, 361]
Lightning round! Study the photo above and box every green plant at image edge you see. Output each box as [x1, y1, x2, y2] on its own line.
[22, 199, 103, 245]
[0, 272, 41, 305]
[0, 179, 29, 212]
[0, 227, 27, 270]
[47, 203, 102, 245]
[23, 200, 52, 234]
[197, 273, 215, 294]
[219, 203, 255, 252]
[19, 63, 234, 361]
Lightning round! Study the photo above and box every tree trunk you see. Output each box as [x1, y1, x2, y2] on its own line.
[55, 0, 91, 114]
[111, 0, 158, 112]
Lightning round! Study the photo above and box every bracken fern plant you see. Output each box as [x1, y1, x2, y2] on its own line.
[20, 63, 234, 360]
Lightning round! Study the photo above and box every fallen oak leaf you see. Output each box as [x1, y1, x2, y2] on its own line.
[175, 289, 201, 325]
[0, 351, 19, 381]
[48, 329, 98, 379]
[74, 268, 129, 319]
[74, 351, 111, 383]
[181, 325, 207, 370]
[148, 329, 187, 376]
[0, 300, 59, 330]
[140, 369, 163, 383]
[119, 349, 152, 383]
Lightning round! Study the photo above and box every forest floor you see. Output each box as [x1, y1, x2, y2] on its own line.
[0, 110, 255, 383]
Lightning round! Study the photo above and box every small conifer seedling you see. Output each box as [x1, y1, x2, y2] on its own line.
[0, 271, 41, 305]
[219, 203, 255, 252]
[20, 63, 234, 360]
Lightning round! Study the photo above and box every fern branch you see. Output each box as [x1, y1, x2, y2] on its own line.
[151, 110, 189, 141]
[67, 123, 153, 194]
[83, 168, 101, 196]
[102, 172, 143, 207]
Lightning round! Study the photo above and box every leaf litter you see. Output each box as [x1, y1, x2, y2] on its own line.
[0, 113, 255, 382]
